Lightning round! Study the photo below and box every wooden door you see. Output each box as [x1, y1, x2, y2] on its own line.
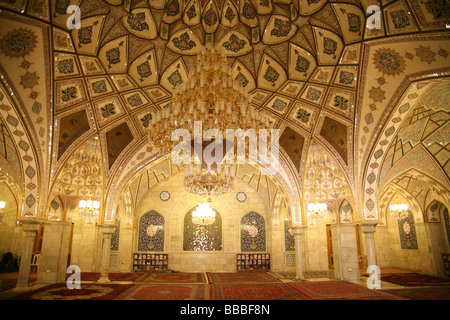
[326, 225, 333, 269]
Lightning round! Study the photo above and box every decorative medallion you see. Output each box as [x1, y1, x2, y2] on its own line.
[242, 2, 257, 20]
[222, 34, 246, 53]
[347, 13, 361, 34]
[296, 108, 311, 123]
[137, 61, 152, 80]
[271, 18, 292, 37]
[390, 10, 411, 29]
[168, 69, 183, 88]
[61, 86, 78, 102]
[92, 80, 107, 94]
[78, 26, 93, 45]
[58, 59, 74, 74]
[0, 28, 37, 58]
[127, 12, 149, 32]
[159, 190, 170, 201]
[296, 56, 310, 74]
[106, 47, 121, 68]
[264, 66, 280, 85]
[101, 103, 116, 118]
[323, 37, 337, 56]
[20, 72, 40, 89]
[236, 192, 247, 203]
[172, 32, 196, 51]
[373, 48, 406, 77]
[339, 71, 354, 85]
[127, 93, 143, 107]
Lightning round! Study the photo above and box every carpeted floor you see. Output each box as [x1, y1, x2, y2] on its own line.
[2, 270, 450, 300]
[286, 280, 403, 300]
[211, 283, 308, 300]
[381, 287, 450, 300]
[114, 284, 210, 300]
[9, 283, 134, 300]
[137, 272, 207, 283]
[207, 272, 281, 284]
[379, 273, 450, 287]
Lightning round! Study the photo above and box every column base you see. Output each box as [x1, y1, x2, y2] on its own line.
[13, 284, 33, 292]
[97, 277, 111, 284]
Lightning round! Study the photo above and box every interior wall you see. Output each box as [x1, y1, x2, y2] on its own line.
[0, 182, 22, 260]
[375, 205, 450, 277]
[97, 170, 313, 273]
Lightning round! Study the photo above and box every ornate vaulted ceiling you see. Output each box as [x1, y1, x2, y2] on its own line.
[0, 0, 449, 222]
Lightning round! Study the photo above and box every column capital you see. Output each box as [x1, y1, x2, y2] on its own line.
[290, 225, 306, 236]
[360, 222, 378, 234]
[98, 224, 116, 235]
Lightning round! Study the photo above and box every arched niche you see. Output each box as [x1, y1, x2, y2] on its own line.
[137, 210, 165, 252]
[240, 211, 266, 252]
[183, 205, 223, 252]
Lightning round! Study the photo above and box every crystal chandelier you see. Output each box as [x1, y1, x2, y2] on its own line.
[389, 203, 409, 220]
[307, 202, 328, 220]
[78, 198, 100, 218]
[148, 46, 272, 196]
[184, 163, 235, 197]
[192, 202, 216, 226]
[148, 46, 271, 155]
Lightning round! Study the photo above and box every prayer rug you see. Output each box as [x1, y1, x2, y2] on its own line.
[9, 283, 134, 300]
[380, 273, 450, 287]
[287, 280, 402, 300]
[114, 284, 210, 300]
[381, 287, 450, 300]
[137, 272, 206, 283]
[65, 272, 142, 282]
[211, 283, 308, 300]
[207, 272, 280, 284]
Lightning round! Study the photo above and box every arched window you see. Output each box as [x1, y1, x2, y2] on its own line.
[183, 206, 222, 251]
[241, 211, 266, 252]
[138, 210, 165, 252]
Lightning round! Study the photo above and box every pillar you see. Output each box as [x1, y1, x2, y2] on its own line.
[13, 220, 41, 292]
[37, 222, 73, 284]
[330, 224, 360, 281]
[360, 223, 378, 268]
[97, 224, 116, 283]
[291, 226, 306, 280]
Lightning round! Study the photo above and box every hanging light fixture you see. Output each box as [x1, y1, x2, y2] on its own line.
[389, 202, 409, 220]
[148, 46, 272, 155]
[192, 202, 216, 226]
[307, 202, 327, 221]
[78, 197, 100, 218]
[184, 163, 235, 197]
[0, 201, 5, 215]
[148, 46, 273, 197]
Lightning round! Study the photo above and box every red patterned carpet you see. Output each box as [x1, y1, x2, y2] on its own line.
[380, 273, 450, 287]
[137, 272, 206, 283]
[65, 272, 142, 282]
[211, 283, 308, 300]
[207, 272, 281, 284]
[115, 284, 210, 300]
[286, 280, 403, 300]
[9, 283, 134, 300]
[381, 287, 450, 300]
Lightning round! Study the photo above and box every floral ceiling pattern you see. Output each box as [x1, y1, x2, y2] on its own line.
[0, 0, 448, 224]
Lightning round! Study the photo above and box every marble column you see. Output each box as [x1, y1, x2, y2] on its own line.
[14, 220, 41, 292]
[360, 223, 378, 268]
[291, 226, 306, 280]
[330, 224, 360, 281]
[97, 224, 116, 284]
[37, 222, 73, 284]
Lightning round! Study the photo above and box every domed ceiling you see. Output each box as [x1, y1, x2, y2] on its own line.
[0, 0, 449, 220]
